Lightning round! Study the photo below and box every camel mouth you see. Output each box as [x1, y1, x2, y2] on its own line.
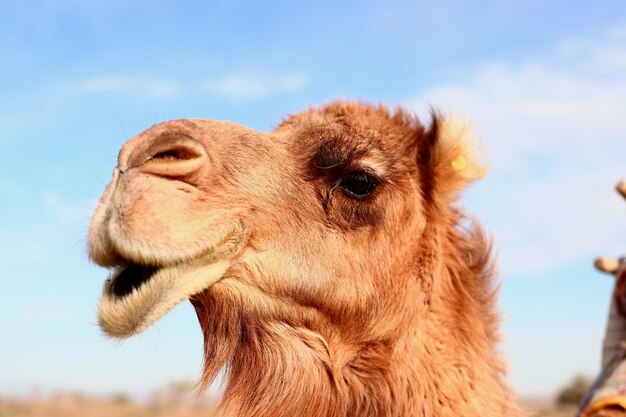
[109, 264, 159, 299]
[97, 222, 245, 339]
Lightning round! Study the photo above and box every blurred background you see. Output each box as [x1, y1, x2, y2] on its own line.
[1, 1, 626, 415]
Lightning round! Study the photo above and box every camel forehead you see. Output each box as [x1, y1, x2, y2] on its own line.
[280, 102, 418, 148]
[276, 101, 421, 173]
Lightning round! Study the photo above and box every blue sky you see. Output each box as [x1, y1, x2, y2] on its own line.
[1, 0, 626, 399]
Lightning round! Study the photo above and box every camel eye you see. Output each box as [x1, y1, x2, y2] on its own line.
[340, 171, 379, 198]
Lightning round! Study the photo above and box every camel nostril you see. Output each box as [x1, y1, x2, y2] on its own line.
[151, 146, 201, 162]
[138, 135, 208, 182]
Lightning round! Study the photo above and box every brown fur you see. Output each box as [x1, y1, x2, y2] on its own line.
[88, 101, 523, 416]
[592, 409, 626, 417]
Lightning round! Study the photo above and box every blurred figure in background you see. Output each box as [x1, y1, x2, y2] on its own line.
[579, 181, 626, 417]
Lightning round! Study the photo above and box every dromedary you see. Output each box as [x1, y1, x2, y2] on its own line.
[88, 101, 521, 417]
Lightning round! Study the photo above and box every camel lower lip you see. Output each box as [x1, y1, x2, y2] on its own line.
[98, 259, 233, 339]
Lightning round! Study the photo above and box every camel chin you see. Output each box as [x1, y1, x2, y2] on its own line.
[97, 225, 245, 339]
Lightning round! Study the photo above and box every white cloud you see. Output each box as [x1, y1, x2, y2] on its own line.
[61, 76, 182, 98]
[407, 25, 626, 275]
[205, 72, 308, 101]
[555, 23, 626, 74]
[77, 76, 127, 93]
[608, 23, 626, 41]
[48, 72, 308, 102]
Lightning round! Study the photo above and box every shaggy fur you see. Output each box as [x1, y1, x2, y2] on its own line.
[88, 101, 524, 417]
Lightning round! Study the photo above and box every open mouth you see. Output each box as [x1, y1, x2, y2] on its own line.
[97, 223, 245, 339]
[110, 264, 159, 298]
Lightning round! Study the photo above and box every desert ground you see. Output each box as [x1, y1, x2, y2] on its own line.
[0, 393, 576, 417]
[1, 374, 590, 417]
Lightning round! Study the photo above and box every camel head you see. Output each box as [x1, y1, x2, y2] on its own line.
[88, 101, 518, 417]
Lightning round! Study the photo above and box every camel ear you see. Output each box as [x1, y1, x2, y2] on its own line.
[423, 116, 486, 206]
